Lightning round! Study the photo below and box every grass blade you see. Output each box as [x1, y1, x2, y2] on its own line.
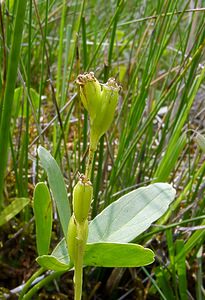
[0, 197, 29, 226]
[0, 0, 27, 206]
[176, 239, 188, 300]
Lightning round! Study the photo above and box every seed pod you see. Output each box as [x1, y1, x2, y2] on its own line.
[73, 179, 93, 223]
[90, 78, 120, 150]
[67, 215, 89, 263]
[76, 72, 101, 121]
[67, 214, 77, 263]
[76, 73, 120, 151]
[77, 219, 89, 246]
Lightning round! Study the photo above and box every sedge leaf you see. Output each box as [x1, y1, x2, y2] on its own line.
[0, 198, 29, 226]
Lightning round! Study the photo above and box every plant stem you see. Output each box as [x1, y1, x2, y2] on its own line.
[85, 147, 94, 179]
[22, 271, 64, 300]
[73, 142, 95, 299]
[72, 100, 97, 299]
[92, 136, 104, 217]
[19, 267, 45, 299]
[74, 227, 85, 300]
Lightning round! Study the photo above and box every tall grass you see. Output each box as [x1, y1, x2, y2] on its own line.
[0, 0, 205, 298]
[0, 0, 27, 206]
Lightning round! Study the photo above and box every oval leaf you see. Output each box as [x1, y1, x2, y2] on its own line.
[88, 183, 176, 243]
[84, 242, 154, 267]
[0, 198, 29, 226]
[52, 238, 71, 266]
[38, 146, 71, 237]
[37, 238, 71, 271]
[37, 255, 70, 271]
[34, 182, 53, 256]
[36, 238, 154, 270]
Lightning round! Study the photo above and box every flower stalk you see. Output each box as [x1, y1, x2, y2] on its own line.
[67, 72, 120, 299]
[85, 147, 94, 179]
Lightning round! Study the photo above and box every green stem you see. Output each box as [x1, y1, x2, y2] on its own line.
[74, 231, 85, 300]
[92, 136, 104, 217]
[85, 147, 94, 179]
[56, 0, 67, 105]
[22, 271, 64, 300]
[72, 137, 95, 300]
[73, 107, 97, 299]
[19, 267, 45, 300]
[0, 0, 27, 206]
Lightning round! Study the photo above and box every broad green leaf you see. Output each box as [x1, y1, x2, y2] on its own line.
[84, 242, 154, 267]
[37, 238, 154, 270]
[0, 198, 30, 226]
[37, 238, 71, 271]
[36, 183, 175, 271]
[38, 146, 71, 237]
[88, 183, 176, 243]
[52, 237, 70, 260]
[33, 182, 53, 256]
[37, 255, 71, 271]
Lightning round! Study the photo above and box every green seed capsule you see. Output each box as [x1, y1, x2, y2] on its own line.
[100, 78, 120, 133]
[76, 73, 120, 151]
[90, 78, 120, 150]
[67, 214, 77, 263]
[76, 72, 101, 121]
[67, 215, 89, 264]
[73, 180, 93, 224]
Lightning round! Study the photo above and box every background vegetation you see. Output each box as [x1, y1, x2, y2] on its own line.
[0, 0, 204, 299]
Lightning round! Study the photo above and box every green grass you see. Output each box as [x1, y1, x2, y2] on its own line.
[0, 0, 205, 299]
[0, 0, 28, 206]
